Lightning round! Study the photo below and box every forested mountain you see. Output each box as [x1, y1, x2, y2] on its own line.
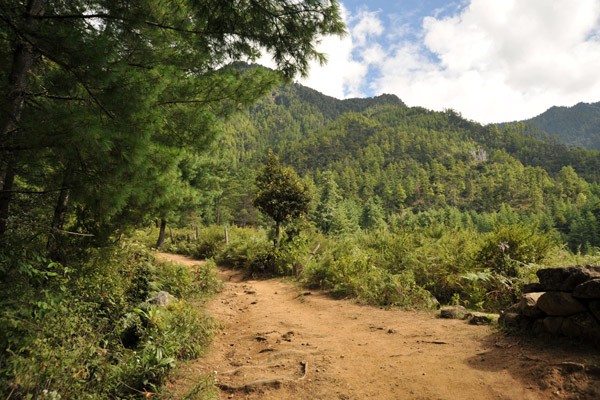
[219, 82, 405, 167]
[222, 81, 600, 179]
[513, 101, 600, 150]
[214, 82, 600, 251]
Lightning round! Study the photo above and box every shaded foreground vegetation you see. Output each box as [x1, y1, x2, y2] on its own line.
[0, 240, 221, 399]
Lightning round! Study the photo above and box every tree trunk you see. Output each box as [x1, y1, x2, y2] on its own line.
[0, 168, 15, 236]
[47, 168, 73, 259]
[156, 219, 166, 249]
[216, 194, 221, 225]
[169, 226, 174, 243]
[0, 0, 47, 237]
[274, 223, 281, 248]
[224, 225, 229, 245]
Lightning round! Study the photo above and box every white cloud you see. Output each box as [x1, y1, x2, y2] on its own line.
[295, 6, 386, 98]
[374, 0, 600, 123]
[260, 1, 600, 123]
[298, 33, 368, 98]
[254, 5, 382, 99]
[350, 9, 384, 47]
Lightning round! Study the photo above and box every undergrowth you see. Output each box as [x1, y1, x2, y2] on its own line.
[0, 239, 221, 399]
[147, 220, 599, 313]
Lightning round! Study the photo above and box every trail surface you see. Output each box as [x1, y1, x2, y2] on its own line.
[159, 253, 600, 400]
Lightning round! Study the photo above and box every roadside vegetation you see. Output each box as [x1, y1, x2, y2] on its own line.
[0, 239, 221, 399]
[149, 218, 600, 314]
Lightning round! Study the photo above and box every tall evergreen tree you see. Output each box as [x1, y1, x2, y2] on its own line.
[0, 0, 345, 251]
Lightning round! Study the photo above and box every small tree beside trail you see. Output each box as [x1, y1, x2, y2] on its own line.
[254, 150, 311, 247]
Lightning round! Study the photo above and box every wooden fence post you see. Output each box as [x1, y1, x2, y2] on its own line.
[296, 242, 320, 280]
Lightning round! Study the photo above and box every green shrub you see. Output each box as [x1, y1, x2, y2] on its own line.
[0, 239, 220, 399]
[191, 226, 227, 259]
[217, 227, 269, 269]
[154, 257, 222, 300]
[249, 246, 288, 275]
[149, 222, 564, 313]
[303, 243, 433, 307]
[475, 224, 555, 277]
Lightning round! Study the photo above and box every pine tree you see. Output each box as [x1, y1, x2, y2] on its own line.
[359, 196, 387, 230]
[0, 0, 345, 250]
[254, 150, 311, 247]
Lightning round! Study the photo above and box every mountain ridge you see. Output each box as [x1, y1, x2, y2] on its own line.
[502, 101, 600, 150]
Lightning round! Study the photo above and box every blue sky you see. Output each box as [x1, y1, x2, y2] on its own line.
[261, 1, 600, 124]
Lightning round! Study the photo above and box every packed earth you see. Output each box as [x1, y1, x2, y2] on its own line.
[160, 254, 600, 400]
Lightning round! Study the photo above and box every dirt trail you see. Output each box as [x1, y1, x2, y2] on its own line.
[159, 253, 600, 400]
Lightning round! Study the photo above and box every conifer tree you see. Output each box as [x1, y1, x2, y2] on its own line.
[314, 171, 351, 234]
[254, 150, 311, 247]
[359, 196, 387, 230]
[0, 0, 345, 250]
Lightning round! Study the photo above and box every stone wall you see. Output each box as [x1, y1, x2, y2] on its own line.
[500, 265, 600, 346]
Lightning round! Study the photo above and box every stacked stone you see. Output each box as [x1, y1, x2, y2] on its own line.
[500, 265, 600, 346]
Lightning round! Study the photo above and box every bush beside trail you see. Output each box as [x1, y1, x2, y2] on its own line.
[0, 240, 221, 399]
[156, 221, 598, 313]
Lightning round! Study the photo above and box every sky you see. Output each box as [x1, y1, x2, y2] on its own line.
[259, 0, 600, 124]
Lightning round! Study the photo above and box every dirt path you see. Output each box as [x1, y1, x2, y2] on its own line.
[159, 253, 600, 400]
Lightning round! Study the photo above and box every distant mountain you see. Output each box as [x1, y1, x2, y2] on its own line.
[217, 79, 600, 225]
[287, 83, 406, 120]
[516, 102, 600, 150]
[220, 82, 406, 167]
[222, 81, 600, 182]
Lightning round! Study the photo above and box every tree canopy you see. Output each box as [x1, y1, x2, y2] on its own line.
[253, 150, 311, 247]
[0, 0, 345, 253]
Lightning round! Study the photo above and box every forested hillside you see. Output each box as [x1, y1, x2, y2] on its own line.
[512, 101, 600, 150]
[213, 82, 600, 252]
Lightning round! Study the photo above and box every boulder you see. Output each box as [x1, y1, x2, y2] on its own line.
[561, 313, 600, 343]
[440, 305, 467, 319]
[147, 291, 178, 306]
[536, 292, 587, 316]
[543, 316, 565, 336]
[466, 312, 498, 325]
[504, 303, 520, 314]
[532, 319, 547, 335]
[499, 312, 529, 329]
[573, 279, 600, 299]
[518, 292, 545, 318]
[586, 265, 600, 273]
[522, 282, 544, 293]
[536, 266, 599, 291]
[589, 301, 600, 322]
